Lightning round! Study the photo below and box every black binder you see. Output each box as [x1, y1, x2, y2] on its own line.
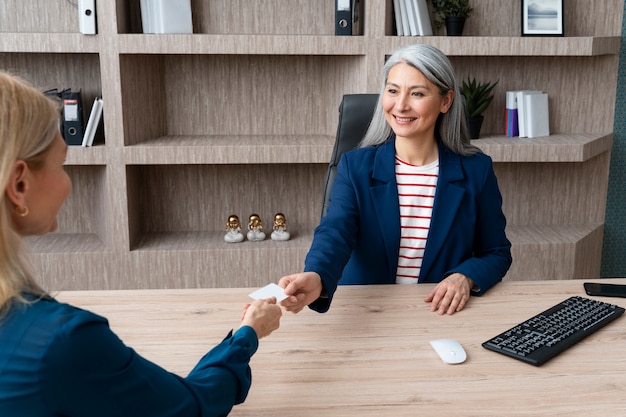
[335, 0, 363, 36]
[61, 89, 84, 146]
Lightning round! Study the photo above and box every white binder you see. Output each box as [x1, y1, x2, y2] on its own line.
[140, 0, 193, 34]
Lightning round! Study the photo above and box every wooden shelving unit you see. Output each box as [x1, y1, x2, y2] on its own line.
[2, 0, 622, 290]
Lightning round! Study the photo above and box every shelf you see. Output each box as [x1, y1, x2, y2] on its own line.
[120, 133, 612, 165]
[124, 135, 334, 164]
[115, 35, 623, 57]
[0, 33, 101, 53]
[25, 233, 108, 253]
[385, 36, 621, 57]
[118, 34, 367, 55]
[125, 163, 327, 254]
[66, 146, 108, 165]
[133, 231, 314, 252]
[3, 0, 620, 290]
[506, 224, 603, 280]
[119, 54, 365, 147]
[472, 133, 613, 162]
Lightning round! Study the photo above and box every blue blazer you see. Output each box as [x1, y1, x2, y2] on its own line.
[305, 138, 512, 313]
[0, 295, 258, 416]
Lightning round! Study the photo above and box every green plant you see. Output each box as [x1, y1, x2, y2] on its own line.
[430, 0, 474, 28]
[461, 77, 498, 118]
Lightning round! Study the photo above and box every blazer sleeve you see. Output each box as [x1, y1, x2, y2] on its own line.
[305, 152, 361, 312]
[446, 156, 512, 294]
[41, 310, 258, 417]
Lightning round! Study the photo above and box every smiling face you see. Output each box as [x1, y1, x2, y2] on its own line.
[382, 62, 453, 144]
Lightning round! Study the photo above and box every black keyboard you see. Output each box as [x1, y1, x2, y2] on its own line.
[482, 296, 625, 366]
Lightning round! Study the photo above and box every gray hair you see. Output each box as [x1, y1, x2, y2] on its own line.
[360, 43, 478, 156]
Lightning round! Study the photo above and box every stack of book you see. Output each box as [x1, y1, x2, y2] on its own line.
[82, 97, 103, 147]
[505, 90, 550, 138]
[393, 0, 433, 36]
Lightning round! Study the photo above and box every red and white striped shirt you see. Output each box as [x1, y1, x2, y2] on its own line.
[395, 156, 439, 284]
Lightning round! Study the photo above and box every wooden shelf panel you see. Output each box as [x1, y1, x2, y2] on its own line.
[119, 133, 611, 165]
[65, 146, 108, 165]
[27, 224, 603, 288]
[124, 135, 334, 164]
[506, 224, 601, 245]
[118, 34, 367, 55]
[385, 36, 621, 57]
[473, 133, 613, 162]
[506, 224, 603, 280]
[124, 246, 309, 289]
[131, 225, 602, 253]
[115, 35, 622, 57]
[133, 231, 314, 252]
[25, 233, 108, 253]
[0, 33, 100, 53]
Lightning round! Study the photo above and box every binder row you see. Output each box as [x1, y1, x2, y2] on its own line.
[44, 88, 103, 147]
[335, 0, 364, 35]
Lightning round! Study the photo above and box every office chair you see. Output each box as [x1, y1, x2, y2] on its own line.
[321, 93, 379, 218]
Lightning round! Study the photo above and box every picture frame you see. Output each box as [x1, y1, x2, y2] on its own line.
[521, 0, 564, 37]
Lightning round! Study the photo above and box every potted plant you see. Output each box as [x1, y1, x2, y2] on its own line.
[461, 77, 498, 139]
[430, 0, 473, 36]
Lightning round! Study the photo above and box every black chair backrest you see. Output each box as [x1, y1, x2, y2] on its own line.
[321, 93, 379, 218]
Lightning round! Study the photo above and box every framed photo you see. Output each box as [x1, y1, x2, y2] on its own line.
[521, 0, 564, 36]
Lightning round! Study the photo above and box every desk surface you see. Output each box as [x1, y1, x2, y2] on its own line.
[57, 279, 626, 416]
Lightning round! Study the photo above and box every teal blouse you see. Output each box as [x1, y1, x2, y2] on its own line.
[0, 295, 258, 416]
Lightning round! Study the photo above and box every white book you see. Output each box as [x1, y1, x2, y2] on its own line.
[404, 0, 419, 36]
[140, 0, 193, 34]
[525, 93, 550, 138]
[414, 0, 433, 36]
[397, 0, 411, 37]
[82, 97, 103, 147]
[393, 0, 404, 36]
[515, 90, 542, 137]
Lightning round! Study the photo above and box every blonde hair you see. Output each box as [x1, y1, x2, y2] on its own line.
[0, 72, 60, 316]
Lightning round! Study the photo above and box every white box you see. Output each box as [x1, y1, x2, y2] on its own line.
[78, 0, 97, 35]
[140, 0, 193, 34]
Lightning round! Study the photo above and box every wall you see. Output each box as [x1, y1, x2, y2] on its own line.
[602, 1, 626, 277]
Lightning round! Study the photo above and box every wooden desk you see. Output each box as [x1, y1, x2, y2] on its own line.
[56, 279, 626, 416]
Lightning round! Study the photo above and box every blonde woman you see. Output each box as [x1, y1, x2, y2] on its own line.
[0, 72, 281, 416]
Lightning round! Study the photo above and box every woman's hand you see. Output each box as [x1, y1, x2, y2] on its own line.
[424, 273, 473, 315]
[278, 272, 323, 314]
[240, 298, 282, 339]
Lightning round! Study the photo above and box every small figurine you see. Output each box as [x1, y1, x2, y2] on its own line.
[224, 214, 244, 243]
[271, 212, 290, 241]
[247, 213, 266, 242]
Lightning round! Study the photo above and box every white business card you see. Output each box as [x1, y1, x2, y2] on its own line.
[248, 283, 288, 302]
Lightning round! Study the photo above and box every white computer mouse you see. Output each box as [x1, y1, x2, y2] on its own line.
[429, 339, 467, 364]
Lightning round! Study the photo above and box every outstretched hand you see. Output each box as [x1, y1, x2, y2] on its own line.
[278, 272, 323, 314]
[240, 298, 282, 339]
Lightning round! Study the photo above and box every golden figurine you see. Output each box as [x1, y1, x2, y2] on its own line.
[224, 214, 244, 243]
[247, 213, 266, 242]
[271, 212, 290, 241]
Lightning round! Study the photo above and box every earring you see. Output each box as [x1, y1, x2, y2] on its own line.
[15, 205, 29, 217]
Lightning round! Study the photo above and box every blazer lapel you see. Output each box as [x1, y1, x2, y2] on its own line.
[419, 144, 466, 281]
[370, 139, 401, 282]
